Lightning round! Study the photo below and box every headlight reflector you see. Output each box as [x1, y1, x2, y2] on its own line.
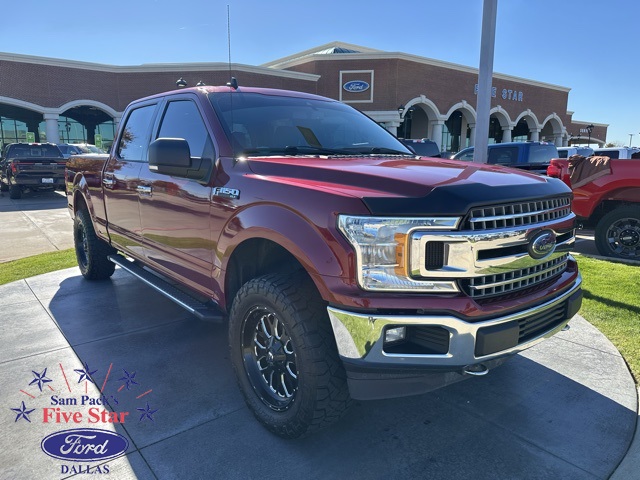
[337, 215, 460, 292]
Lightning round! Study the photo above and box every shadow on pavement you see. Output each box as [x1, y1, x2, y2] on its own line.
[31, 269, 637, 479]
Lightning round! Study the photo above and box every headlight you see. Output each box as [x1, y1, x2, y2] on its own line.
[337, 215, 460, 292]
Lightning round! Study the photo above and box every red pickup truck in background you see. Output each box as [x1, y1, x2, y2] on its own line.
[548, 157, 640, 260]
[66, 84, 582, 437]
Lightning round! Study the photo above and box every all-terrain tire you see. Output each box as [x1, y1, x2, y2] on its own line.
[229, 272, 351, 438]
[9, 184, 21, 199]
[595, 206, 640, 260]
[74, 208, 117, 279]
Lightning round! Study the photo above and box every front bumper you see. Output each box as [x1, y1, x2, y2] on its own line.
[328, 275, 582, 399]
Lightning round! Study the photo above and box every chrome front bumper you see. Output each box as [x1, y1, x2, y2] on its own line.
[327, 274, 582, 370]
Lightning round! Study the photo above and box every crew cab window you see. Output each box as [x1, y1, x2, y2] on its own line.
[157, 100, 213, 158]
[117, 105, 155, 161]
[488, 147, 517, 165]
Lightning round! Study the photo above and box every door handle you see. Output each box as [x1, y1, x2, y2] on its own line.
[137, 185, 152, 196]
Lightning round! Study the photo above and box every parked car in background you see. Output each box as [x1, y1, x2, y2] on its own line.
[452, 141, 559, 174]
[557, 146, 594, 158]
[73, 143, 107, 154]
[592, 147, 640, 159]
[400, 138, 441, 157]
[57, 143, 83, 159]
[0, 143, 67, 199]
[548, 156, 640, 260]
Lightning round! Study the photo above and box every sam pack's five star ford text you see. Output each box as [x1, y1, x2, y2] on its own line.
[66, 85, 583, 438]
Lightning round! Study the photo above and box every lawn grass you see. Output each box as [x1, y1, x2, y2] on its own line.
[575, 256, 640, 383]
[0, 248, 77, 286]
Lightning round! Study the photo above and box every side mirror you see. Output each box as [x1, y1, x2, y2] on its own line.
[148, 138, 211, 180]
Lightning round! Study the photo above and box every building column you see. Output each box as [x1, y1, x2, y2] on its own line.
[554, 134, 563, 147]
[530, 128, 540, 142]
[385, 121, 401, 135]
[43, 113, 60, 144]
[501, 126, 512, 143]
[429, 120, 445, 151]
[468, 123, 476, 147]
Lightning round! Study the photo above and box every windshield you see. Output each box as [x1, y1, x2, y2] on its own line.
[209, 92, 412, 156]
[527, 144, 558, 164]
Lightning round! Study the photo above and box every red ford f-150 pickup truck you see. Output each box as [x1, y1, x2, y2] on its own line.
[548, 156, 640, 260]
[67, 84, 582, 438]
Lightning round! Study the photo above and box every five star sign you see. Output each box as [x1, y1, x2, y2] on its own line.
[74, 362, 98, 383]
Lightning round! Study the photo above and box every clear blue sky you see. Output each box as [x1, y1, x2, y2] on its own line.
[3, 0, 638, 145]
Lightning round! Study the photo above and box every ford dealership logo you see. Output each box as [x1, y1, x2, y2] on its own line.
[343, 80, 370, 92]
[528, 230, 556, 259]
[41, 428, 128, 462]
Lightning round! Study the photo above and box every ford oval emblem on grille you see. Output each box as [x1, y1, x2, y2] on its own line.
[528, 230, 557, 259]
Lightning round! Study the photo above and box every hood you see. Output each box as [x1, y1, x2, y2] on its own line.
[245, 155, 571, 216]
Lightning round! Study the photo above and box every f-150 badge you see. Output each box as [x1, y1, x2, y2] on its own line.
[213, 187, 240, 199]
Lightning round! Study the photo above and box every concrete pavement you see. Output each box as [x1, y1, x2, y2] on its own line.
[0, 189, 73, 263]
[0, 267, 637, 479]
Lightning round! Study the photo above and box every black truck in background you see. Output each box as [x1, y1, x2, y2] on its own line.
[0, 143, 67, 199]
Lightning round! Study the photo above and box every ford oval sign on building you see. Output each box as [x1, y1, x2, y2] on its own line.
[41, 428, 129, 462]
[343, 80, 370, 93]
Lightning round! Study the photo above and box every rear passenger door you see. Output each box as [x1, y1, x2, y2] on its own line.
[137, 96, 216, 296]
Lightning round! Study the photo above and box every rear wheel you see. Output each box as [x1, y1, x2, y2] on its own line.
[74, 208, 116, 279]
[229, 273, 351, 438]
[595, 206, 640, 260]
[9, 185, 21, 199]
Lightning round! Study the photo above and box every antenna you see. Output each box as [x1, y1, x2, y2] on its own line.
[226, 5, 238, 90]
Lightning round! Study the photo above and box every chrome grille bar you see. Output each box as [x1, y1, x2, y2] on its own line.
[466, 197, 571, 231]
[461, 254, 569, 298]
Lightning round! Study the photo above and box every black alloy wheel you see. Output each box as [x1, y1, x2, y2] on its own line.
[241, 306, 298, 411]
[595, 207, 640, 260]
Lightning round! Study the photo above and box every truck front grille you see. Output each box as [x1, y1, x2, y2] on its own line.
[460, 254, 569, 299]
[465, 196, 571, 231]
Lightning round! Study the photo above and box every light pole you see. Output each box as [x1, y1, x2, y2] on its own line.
[586, 124, 594, 146]
[629, 134, 634, 147]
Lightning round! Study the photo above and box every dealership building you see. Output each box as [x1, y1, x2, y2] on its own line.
[0, 41, 607, 152]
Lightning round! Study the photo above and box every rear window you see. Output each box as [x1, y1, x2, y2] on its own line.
[594, 150, 619, 159]
[527, 144, 558, 164]
[402, 140, 441, 157]
[557, 150, 568, 158]
[8, 145, 63, 158]
[487, 146, 518, 165]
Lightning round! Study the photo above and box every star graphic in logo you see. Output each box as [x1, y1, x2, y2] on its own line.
[118, 369, 139, 390]
[29, 368, 52, 392]
[74, 362, 98, 383]
[11, 401, 35, 423]
[136, 402, 158, 422]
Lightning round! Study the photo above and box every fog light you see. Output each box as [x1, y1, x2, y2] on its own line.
[385, 326, 406, 343]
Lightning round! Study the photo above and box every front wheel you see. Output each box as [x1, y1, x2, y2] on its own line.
[595, 206, 640, 260]
[74, 208, 116, 279]
[229, 273, 351, 438]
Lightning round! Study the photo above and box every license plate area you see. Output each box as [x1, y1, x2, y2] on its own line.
[42, 178, 54, 184]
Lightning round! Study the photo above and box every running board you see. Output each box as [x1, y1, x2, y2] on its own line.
[108, 254, 225, 323]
